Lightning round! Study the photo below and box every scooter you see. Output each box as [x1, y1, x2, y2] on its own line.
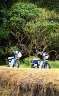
[8, 56, 19, 68]
[31, 56, 51, 68]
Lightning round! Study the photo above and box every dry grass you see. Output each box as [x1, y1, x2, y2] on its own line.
[0, 67, 59, 96]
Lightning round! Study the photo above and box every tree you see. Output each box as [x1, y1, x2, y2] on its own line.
[8, 3, 39, 49]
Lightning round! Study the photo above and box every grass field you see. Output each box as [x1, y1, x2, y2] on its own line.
[49, 61, 59, 68]
[20, 56, 59, 68]
[0, 68, 59, 96]
[0, 56, 59, 68]
[20, 60, 59, 68]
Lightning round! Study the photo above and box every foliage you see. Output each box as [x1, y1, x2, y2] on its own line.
[0, 1, 59, 63]
[7, 3, 40, 50]
[7, 2, 59, 51]
[0, 9, 9, 39]
[8, 3, 39, 24]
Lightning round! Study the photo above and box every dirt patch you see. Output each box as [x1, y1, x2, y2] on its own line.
[0, 68, 59, 96]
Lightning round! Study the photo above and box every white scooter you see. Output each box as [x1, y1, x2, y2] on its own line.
[8, 56, 16, 67]
[8, 51, 22, 68]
